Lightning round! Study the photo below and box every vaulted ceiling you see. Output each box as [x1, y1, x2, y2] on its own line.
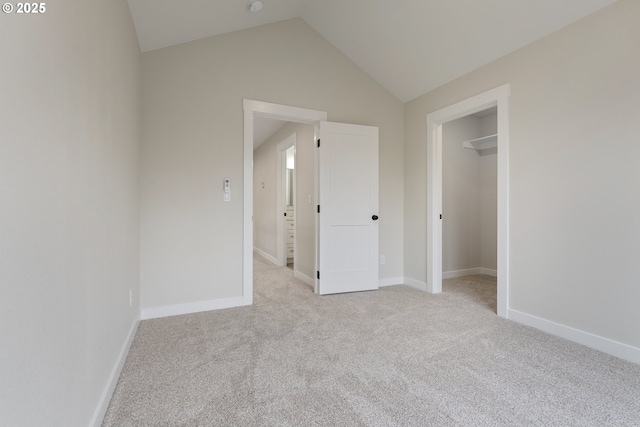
[127, 0, 616, 102]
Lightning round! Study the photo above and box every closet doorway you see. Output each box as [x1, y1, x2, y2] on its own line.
[442, 107, 497, 280]
[426, 84, 510, 318]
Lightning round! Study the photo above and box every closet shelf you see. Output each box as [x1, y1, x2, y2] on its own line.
[463, 133, 497, 151]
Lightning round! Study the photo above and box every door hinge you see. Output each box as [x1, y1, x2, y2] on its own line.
[317, 139, 320, 148]
[317, 271, 320, 280]
[317, 205, 320, 213]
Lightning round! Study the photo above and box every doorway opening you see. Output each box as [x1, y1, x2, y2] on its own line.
[426, 84, 510, 318]
[441, 107, 498, 312]
[243, 100, 327, 305]
[252, 118, 313, 285]
[245, 100, 380, 302]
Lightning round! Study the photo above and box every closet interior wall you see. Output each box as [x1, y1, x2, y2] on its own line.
[442, 112, 497, 277]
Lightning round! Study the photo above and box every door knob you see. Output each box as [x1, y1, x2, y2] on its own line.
[372, 215, 379, 220]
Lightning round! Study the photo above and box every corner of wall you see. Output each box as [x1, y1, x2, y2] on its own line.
[90, 315, 140, 426]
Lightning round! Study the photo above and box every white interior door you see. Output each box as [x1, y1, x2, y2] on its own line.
[317, 121, 379, 295]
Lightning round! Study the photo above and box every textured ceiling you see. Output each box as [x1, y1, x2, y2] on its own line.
[127, 0, 617, 102]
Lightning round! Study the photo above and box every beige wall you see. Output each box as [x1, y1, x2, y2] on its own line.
[405, 0, 640, 348]
[253, 132, 280, 259]
[442, 117, 481, 272]
[253, 122, 316, 280]
[480, 149, 498, 271]
[0, 1, 141, 425]
[292, 124, 317, 281]
[141, 18, 404, 310]
[478, 114, 498, 273]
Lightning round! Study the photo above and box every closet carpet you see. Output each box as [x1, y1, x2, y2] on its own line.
[103, 255, 640, 426]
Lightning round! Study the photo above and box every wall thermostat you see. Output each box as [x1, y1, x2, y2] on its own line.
[223, 178, 231, 201]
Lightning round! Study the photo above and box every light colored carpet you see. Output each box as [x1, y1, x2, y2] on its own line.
[103, 255, 640, 426]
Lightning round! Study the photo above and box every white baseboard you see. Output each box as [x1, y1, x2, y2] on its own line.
[480, 267, 497, 277]
[254, 247, 278, 265]
[508, 308, 640, 365]
[91, 315, 140, 427]
[379, 277, 404, 287]
[442, 267, 497, 279]
[294, 270, 314, 287]
[141, 296, 246, 320]
[443, 268, 482, 279]
[403, 277, 427, 291]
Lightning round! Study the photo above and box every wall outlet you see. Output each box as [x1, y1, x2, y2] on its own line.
[380, 255, 385, 265]
[129, 290, 133, 307]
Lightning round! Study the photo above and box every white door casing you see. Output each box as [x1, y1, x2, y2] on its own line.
[317, 121, 379, 295]
[426, 84, 510, 318]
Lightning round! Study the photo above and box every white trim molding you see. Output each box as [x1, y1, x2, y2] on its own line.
[141, 297, 245, 320]
[243, 106, 254, 306]
[509, 309, 640, 365]
[91, 316, 139, 427]
[442, 267, 498, 279]
[244, 99, 327, 124]
[379, 277, 404, 287]
[294, 270, 314, 287]
[254, 247, 278, 265]
[442, 268, 483, 279]
[480, 268, 497, 277]
[426, 83, 510, 318]
[403, 277, 428, 291]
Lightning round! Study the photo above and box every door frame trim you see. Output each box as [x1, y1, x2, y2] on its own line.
[426, 84, 510, 318]
[243, 99, 327, 305]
